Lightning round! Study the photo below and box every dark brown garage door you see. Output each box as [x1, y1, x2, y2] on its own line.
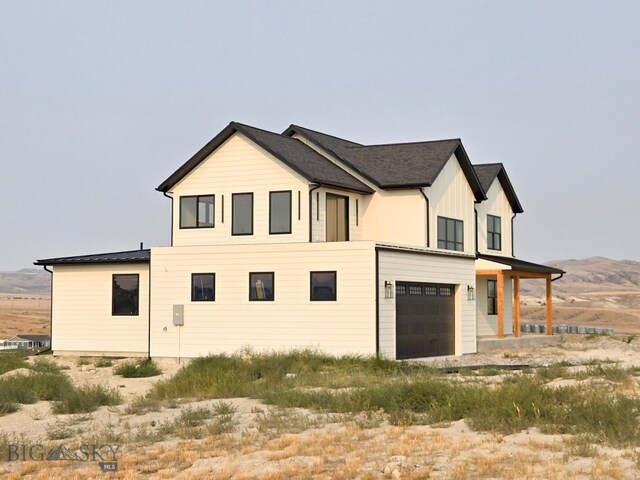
[396, 282, 455, 359]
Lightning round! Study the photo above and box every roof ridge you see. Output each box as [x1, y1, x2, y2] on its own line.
[231, 121, 291, 139]
[37, 248, 150, 261]
[348, 138, 461, 149]
[288, 124, 363, 146]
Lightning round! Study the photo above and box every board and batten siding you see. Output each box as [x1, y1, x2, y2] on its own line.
[171, 133, 310, 246]
[310, 188, 366, 242]
[476, 276, 514, 337]
[425, 154, 476, 255]
[150, 242, 376, 358]
[476, 178, 514, 257]
[377, 249, 477, 358]
[51, 264, 149, 355]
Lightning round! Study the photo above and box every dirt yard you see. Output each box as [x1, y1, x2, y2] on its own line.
[0, 294, 50, 338]
[2, 337, 640, 479]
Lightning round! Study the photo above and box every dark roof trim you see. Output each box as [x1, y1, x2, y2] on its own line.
[35, 249, 150, 266]
[478, 253, 565, 275]
[158, 122, 373, 194]
[473, 163, 524, 213]
[283, 124, 381, 186]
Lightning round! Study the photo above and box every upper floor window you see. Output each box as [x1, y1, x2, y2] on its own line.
[112, 274, 139, 316]
[487, 215, 501, 251]
[269, 191, 292, 234]
[437, 216, 464, 251]
[326, 193, 349, 242]
[232, 193, 253, 235]
[192, 273, 215, 301]
[180, 195, 214, 229]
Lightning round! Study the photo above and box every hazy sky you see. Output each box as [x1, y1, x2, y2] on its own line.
[2, 1, 639, 271]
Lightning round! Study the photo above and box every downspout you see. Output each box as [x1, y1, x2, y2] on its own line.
[419, 188, 430, 248]
[375, 248, 380, 355]
[43, 266, 53, 353]
[147, 258, 152, 359]
[163, 192, 174, 246]
[474, 203, 480, 255]
[308, 184, 321, 242]
[511, 212, 517, 257]
[551, 273, 564, 282]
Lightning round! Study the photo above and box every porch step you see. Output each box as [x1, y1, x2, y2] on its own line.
[477, 334, 561, 352]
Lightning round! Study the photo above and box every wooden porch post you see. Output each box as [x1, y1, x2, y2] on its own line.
[497, 272, 505, 338]
[546, 275, 553, 335]
[513, 275, 521, 337]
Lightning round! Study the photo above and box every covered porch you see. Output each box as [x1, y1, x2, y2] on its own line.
[475, 254, 565, 338]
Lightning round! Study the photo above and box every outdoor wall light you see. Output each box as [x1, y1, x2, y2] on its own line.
[467, 285, 475, 301]
[384, 281, 394, 299]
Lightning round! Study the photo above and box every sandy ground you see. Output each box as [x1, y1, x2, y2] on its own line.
[2, 337, 640, 479]
[0, 294, 50, 338]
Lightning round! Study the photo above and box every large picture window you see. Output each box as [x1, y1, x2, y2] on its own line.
[487, 214, 501, 251]
[437, 216, 464, 251]
[487, 279, 497, 315]
[249, 272, 274, 301]
[269, 191, 292, 234]
[112, 274, 139, 316]
[192, 273, 215, 301]
[326, 193, 349, 242]
[310, 271, 337, 301]
[180, 195, 214, 229]
[232, 193, 253, 235]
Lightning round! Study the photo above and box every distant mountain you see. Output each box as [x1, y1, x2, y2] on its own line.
[0, 268, 51, 294]
[520, 257, 640, 297]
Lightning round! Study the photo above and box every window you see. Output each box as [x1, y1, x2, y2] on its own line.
[437, 216, 464, 251]
[310, 271, 337, 301]
[192, 273, 215, 301]
[112, 274, 139, 316]
[249, 272, 274, 301]
[487, 280, 497, 315]
[326, 193, 349, 242]
[487, 214, 501, 251]
[232, 193, 253, 235]
[269, 191, 292, 234]
[180, 195, 214, 228]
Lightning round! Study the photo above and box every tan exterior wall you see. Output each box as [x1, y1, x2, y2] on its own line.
[476, 275, 513, 337]
[51, 263, 149, 355]
[425, 154, 476, 254]
[171, 133, 310, 246]
[476, 178, 514, 256]
[377, 249, 477, 358]
[150, 242, 376, 358]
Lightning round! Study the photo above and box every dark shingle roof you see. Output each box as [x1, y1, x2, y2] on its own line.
[13, 335, 51, 342]
[157, 122, 373, 194]
[478, 253, 565, 275]
[35, 249, 150, 266]
[473, 163, 524, 213]
[284, 124, 486, 200]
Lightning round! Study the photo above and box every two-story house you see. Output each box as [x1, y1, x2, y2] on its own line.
[36, 121, 563, 360]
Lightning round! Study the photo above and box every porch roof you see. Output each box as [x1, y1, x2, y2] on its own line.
[477, 254, 565, 276]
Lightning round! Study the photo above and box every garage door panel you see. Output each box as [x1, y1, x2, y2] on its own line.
[396, 282, 455, 359]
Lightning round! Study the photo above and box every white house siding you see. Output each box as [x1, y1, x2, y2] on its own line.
[292, 133, 428, 248]
[51, 264, 149, 356]
[364, 190, 426, 247]
[476, 275, 514, 337]
[425, 154, 476, 255]
[150, 242, 376, 359]
[310, 188, 367, 242]
[476, 178, 514, 257]
[171, 133, 310, 246]
[377, 249, 477, 358]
